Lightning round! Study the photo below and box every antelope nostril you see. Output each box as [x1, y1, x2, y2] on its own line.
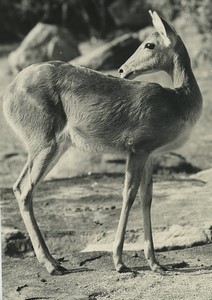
[119, 68, 124, 74]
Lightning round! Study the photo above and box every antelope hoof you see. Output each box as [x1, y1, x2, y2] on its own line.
[116, 263, 131, 273]
[152, 263, 167, 274]
[50, 265, 68, 276]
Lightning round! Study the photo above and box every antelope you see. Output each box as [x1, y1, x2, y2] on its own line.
[3, 11, 202, 275]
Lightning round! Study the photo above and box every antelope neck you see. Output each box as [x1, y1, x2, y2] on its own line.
[166, 47, 203, 123]
[170, 50, 202, 101]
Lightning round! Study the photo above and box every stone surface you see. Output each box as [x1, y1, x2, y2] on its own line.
[82, 224, 212, 253]
[3, 244, 212, 300]
[191, 168, 212, 184]
[70, 33, 140, 70]
[154, 152, 201, 174]
[137, 26, 154, 42]
[108, 0, 150, 29]
[8, 22, 80, 74]
[2, 172, 212, 300]
[2, 227, 33, 257]
[1, 173, 212, 257]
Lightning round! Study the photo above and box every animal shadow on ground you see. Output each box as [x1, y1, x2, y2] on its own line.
[129, 262, 212, 276]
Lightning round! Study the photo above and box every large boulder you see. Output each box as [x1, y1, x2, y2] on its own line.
[173, 14, 210, 69]
[108, 0, 150, 30]
[2, 227, 33, 257]
[137, 26, 154, 42]
[70, 33, 140, 70]
[8, 22, 80, 74]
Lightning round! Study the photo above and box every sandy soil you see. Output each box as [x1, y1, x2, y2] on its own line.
[2, 244, 212, 300]
[1, 173, 212, 300]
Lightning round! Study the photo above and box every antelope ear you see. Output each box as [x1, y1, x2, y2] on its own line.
[149, 10, 177, 46]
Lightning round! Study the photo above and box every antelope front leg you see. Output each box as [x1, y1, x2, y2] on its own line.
[140, 157, 165, 273]
[113, 151, 149, 272]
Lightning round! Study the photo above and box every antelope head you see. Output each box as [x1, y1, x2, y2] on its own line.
[118, 10, 179, 79]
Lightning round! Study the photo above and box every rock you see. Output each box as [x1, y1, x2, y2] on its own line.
[2, 227, 33, 257]
[154, 152, 201, 174]
[70, 33, 140, 70]
[80, 175, 212, 253]
[82, 224, 212, 253]
[190, 168, 212, 185]
[69, 295, 89, 300]
[108, 0, 150, 29]
[103, 152, 200, 175]
[137, 26, 154, 42]
[8, 22, 80, 74]
[173, 14, 207, 68]
[0, 152, 19, 160]
[154, 225, 211, 251]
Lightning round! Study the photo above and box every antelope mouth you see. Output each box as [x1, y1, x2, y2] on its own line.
[123, 71, 134, 79]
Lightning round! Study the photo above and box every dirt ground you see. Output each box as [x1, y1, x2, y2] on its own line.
[1, 174, 212, 300]
[1, 39, 212, 300]
[2, 244, 212, 300]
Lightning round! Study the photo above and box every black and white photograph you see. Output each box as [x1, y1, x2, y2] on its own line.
[1, 0, 212, 299]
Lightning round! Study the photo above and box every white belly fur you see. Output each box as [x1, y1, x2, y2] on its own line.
[64, 119, 194, 156]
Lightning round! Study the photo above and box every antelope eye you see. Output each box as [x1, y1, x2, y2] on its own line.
[144, 43, 155, 50]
